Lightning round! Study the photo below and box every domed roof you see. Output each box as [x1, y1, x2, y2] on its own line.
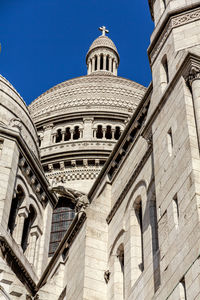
[87, 35, 119, 59]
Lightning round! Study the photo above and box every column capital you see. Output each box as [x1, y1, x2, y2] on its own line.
[18, 207, 29, 218]
[43, 123, 54, 131]
[185, 66, 200, 88]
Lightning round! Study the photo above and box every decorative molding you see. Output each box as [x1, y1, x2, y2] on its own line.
[149, 7, 200, 65]
[185, 66, 200, 88]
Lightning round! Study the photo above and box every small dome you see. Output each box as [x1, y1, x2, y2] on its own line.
[87, 35, 119, 57]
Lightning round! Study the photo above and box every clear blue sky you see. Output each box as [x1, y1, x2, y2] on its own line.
[0, 0, 154, 105]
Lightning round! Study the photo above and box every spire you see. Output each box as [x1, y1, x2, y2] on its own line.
[86, 27, 119, 76]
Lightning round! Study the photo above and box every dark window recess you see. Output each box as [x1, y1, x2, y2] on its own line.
[106, 56, 109, 71]
[8, 186, 24, 235]
[38, 136, 41, 147]
[105, 126, 112, 139]
[100, 55, 103, 70]
[95, 56, 97, 71]
[21, 205, 36, 252]
[64, 127, 71, 141]
[114, 127, 121, 140]
[49, 198, 75, 257]
[96, 125, 103, 139]
[135, 200, 144, 272]
[56, 129, 62, 143]
[73, 126, 80, 140]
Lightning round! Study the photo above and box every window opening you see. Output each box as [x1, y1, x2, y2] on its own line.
[173, 194, 179, 228]
[134, 200, 144, 272]
[95, 56, 97, 71]
[96, 125, 103, 139]
[100, 55, 103, 70]
[21, 205, 36, 252]
[105, 125, 112, 139]
[64, 127, 71, 141]
[106, 56, 109, 71]
[114, 126, 121, 140]
[73, 126, 80, 140]
[167, 128, 173, 156]
[56, 129, 62, 143]
[8, 186, 24, 235]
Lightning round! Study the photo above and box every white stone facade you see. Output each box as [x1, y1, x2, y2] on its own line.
[1, 1, 200, 299]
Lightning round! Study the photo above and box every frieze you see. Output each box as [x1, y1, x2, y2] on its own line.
[149, 7, 200, 64]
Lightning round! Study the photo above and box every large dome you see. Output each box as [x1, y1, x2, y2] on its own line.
[29, 28, 146, 194]
[0, 75, 39, 157]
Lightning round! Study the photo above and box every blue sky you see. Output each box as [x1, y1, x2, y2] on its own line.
[0, 0, 154, 105]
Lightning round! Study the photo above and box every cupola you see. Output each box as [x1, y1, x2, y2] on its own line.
[86, 26, 120, 76]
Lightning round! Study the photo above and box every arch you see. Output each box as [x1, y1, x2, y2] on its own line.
[105, 125, 112, 139]
[21, 205, 37, 252]
[160, 54, 169, 91]
[8, 185, 25, 235]
[114, 126, 121, 140]
[96, 125, 103, 139]
[64, 127, 71, 141]
[55, 129, 62, 143]
[94, 55, 97, 71]
[73, 126, 80, 140]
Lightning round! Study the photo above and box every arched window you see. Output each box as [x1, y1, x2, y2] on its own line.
[49, 198, 75, 256]
[105, 125, 112, 139]
[64, 127, 71, 141]
[21, 205, 36, 253]
[115, 244, 125, 299]
[161, 55, 169, 91]
[56, 129, 62, 143]
[106, 56, 109, 71]
[73, 126, 80, 140]
[100, 55, 103, 70]
[95, 56, 97, 71]
[134, 199, 144, 272]
[8, 186, 25, 235]
[114, 126, 121, 140]
[38, 135, 41, 147]
[96, 125, 103, 139]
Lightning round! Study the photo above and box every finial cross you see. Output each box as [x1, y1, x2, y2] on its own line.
[99, 26, 109, 36]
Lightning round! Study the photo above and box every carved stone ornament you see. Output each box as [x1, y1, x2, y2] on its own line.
[9, 117, 22, 132]
[186, 66, 200, 88]
[49, 185, 89, 213]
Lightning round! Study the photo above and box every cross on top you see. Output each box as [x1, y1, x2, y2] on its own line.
[99, 26, 109, 36]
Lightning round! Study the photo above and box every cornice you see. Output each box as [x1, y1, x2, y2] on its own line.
[148, 6, 200, 65]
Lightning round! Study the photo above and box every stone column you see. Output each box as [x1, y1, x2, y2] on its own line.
[92, 57, 95, 72]
[113, 60, 117, 76]
[70, 129, 74, 140]
[111, 129, 115, 140]
[83, 118, 94, 139]
[52, 134, 56, 143]
[103, 55, 107, 70]
[88, 60, 92, 75]
[97, 55, 100, 71]
[109, 57, 112, 72]
[27, 226, 41, 266]
[43, 124, 54, 147]
[187, 67, 200, 145]
[13, 207, 29, 246]
[61, 130, 65, 142]
[103, 127, 106, 139]
[93, 128, 97, 139]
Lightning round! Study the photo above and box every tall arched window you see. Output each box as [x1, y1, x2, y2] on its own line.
[8, 186, 25, 235]
[21, 205, 36, 252]
[161, 55, 169, 91]
[64, 127, 71, 141]
[105, 125, 112, 139]
[95, 56, 97, 71]
[115, 244, 125, 299]
[49, 198, 75, 256]
[56, 129, 62, 143]
[96, 125, 103, 139]
[130, 197, 144, 285]
[73, 126, 80, 140]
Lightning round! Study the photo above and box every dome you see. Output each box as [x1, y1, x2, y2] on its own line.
[0, 74, 39, 158]
[87, 35, 119, 59]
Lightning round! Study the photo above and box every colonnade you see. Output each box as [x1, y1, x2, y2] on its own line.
[88, 54, 117, 75]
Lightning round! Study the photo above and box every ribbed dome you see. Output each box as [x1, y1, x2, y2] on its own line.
[87, 35, 119, 58]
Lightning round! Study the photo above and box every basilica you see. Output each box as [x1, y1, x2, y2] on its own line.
[0, 0, 200, 299]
